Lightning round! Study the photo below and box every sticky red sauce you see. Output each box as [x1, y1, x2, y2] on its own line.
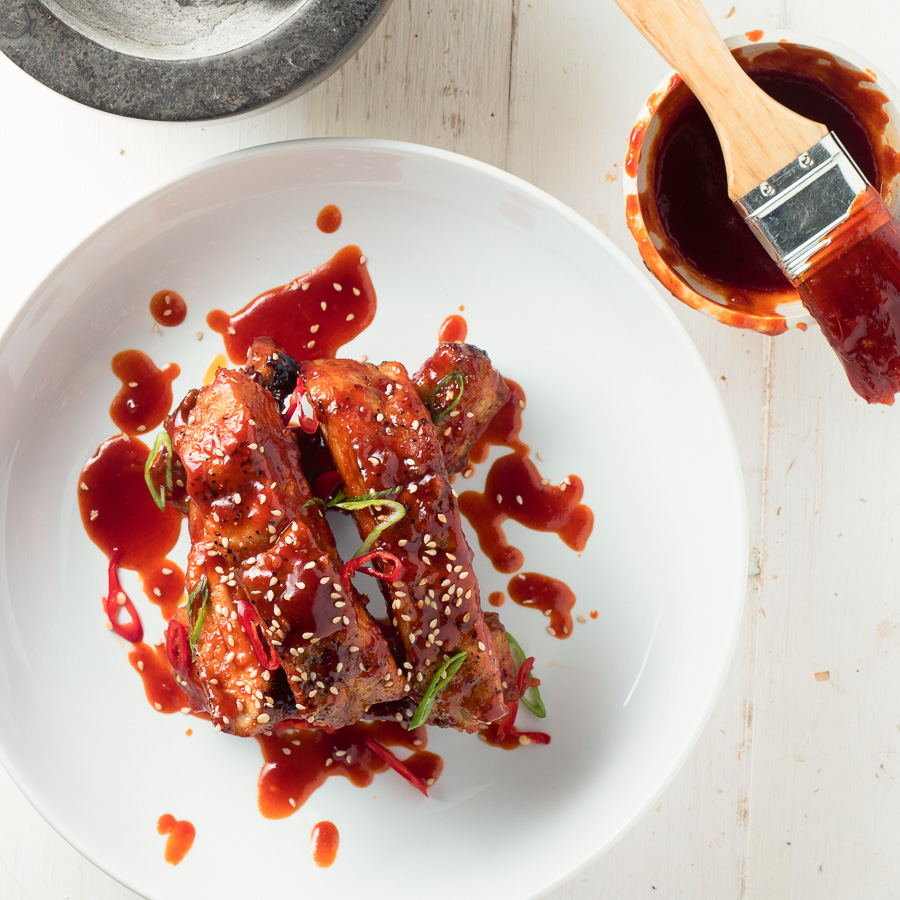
[438, 314, 468, 342]
[459, 453, 593, 573]
[796, 321, 809, 331]
[141, 560, 186, 620]
[646, 44, 892, 308]
[745, 28, 763, 41]
[311, 821, 340, 867]
[207, 245, 375, 364]
[468, 378, 528, 463]
[797, 186, 900, 404]
[316, 204, 342, 233]
[507, 572, 576, 638]
[256, 721, 442, 818]
[78, 435, 183, 575]
[488, 591, 505, 607]
[589, 609, 599, 620]
[110, 351, 180, 436]
[157, 814, 195, 865]
[150, 290, 187, 327]
[129, 641, 188, 714]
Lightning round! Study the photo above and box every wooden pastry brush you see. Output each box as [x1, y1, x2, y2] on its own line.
[615, 0, 900, 404]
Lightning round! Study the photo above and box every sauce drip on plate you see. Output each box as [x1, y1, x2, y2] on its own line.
[438, 314, 468, 342]
[207, 245, 376, 364]
[316, 204, 342, 233]
[311, 821, 340, 867]
[150, 290, 187, 327]
[256, 721, 442, 818]
[157, 814, 195, 865]
[507, 572, 576, 639]
[110, 351, 180, 436]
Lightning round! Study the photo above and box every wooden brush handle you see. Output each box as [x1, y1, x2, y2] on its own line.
[615, 0, 828, 199]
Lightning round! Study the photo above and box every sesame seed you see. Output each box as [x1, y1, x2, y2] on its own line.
[478, 641, 486, 652]
[302, 632, 314, 639]
[409, 484, 418, 494]
[137, 660, 145, 671]
[333, 283, 342, 291]
[516, 495, 524, 505]
[196, 331, 203, 340]
[227, 326, 236, 335]
[153, 588, 162, 598]
[496, 494, 502, 503]
[154, 702, 163, 711]
[136, 425, 147, 433]
[90, 509, 99, 521]
[310, 324, 320, 333]
[162, 567, 173, 575]
[346, 313, 355, 322]
[258, 713, 271, 724]
[128, 381, 138, 388]
[225, 651, 235, 663]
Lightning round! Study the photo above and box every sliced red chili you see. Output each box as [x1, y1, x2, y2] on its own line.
[165, 619, 190, 677]
[340, 550, 403, 594]
[104, 549, 143, 643]
[284, 383, 319, 434]
[495, 656, 550, 744]
[235, 598, 281, 671]
[365, 736, 429, 797]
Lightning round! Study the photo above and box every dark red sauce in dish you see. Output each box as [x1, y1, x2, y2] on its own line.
[150, 290, 187, 327]
[157, 814, 195, 865]
[311, 821, 340, 867]
[110, 351, 180, 437]
[207, 244, 376, 364]
[316, 204, 342, 233]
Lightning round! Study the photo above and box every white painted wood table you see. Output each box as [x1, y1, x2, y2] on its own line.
[3, 1, 900, 897]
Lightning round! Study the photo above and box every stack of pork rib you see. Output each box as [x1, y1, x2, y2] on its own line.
[161, 339, 521, 736]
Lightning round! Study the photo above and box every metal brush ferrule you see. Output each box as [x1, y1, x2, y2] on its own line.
[734, 133, 869, 283]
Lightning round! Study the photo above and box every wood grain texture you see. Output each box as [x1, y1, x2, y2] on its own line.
[4, 0, 900, 896]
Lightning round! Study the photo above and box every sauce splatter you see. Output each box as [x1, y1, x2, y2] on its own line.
[316, 204, 342, 234]
[507, 572, 576, 638]
[438, 314, 468, 342]
[203, 353, 228, 386]
[157, 814, 195, 865]
[311, 821, 340, 867]
[256, 721, 441, 818]
[207, 245, 375, 364]
[488, 591, 505, 607]
[459, 453, 593, 572]
[150, 290, 187, 327]
[110, 351, 180, 436]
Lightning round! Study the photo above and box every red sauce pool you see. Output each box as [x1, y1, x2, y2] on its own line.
[150, 290, 187, 327]
[256, 721, 442, 818]
[207, 245, 376, 364]
[316, 204, 342, 233]
[438, 314, 468, 342]
[507, 572, 575, 638]
[109, 351, 180, 436]
[311, 821, 340, 867]
[157, 814, 195, 865]
[459, 452, 593, 573]
[649, 47, 888, 297]
[77, 435, 183, 576]
[488, 590, 505, 607]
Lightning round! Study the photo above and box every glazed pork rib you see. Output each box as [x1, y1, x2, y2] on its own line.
[413, 342, 510, 474]
[302, 358, 509, 732]
[173, 368, 405, 734]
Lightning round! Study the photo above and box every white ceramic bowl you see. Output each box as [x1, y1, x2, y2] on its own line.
[0, 138, 747, 899]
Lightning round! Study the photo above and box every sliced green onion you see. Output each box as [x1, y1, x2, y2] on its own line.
[143, 431, 174, 512]
[330, 486, 401, 506]
[186, 576, 209, 651]
[430, 370, 465, 424]
[341, 499, 406, 558]
[409, 651, 467, 728]
[506, 632, 547, 718]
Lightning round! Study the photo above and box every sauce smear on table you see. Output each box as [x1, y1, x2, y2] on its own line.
[507, 572, 576, 638]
